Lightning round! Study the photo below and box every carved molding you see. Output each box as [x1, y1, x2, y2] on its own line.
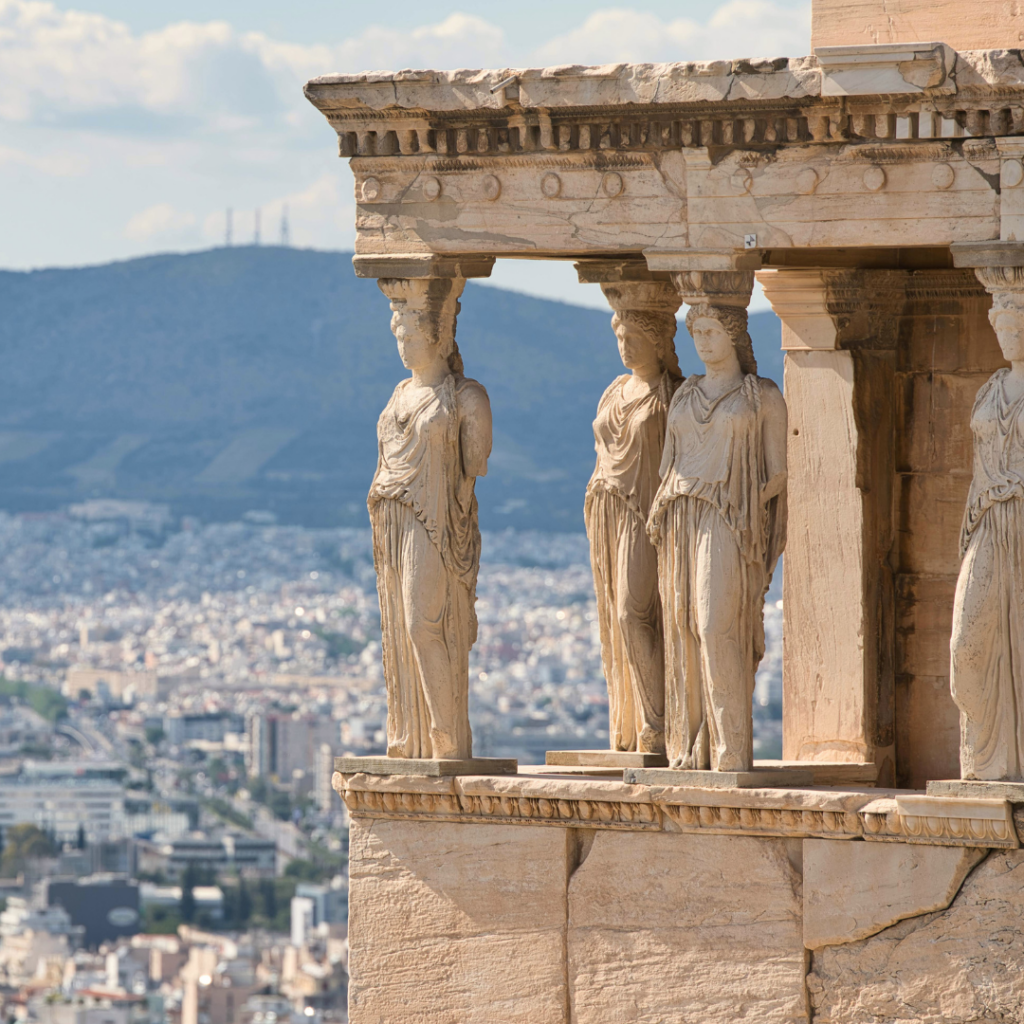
[757, 268, 908, 350]
[672, 270, 754, 307]
[323, 104, 1024, 161]
[333, 773, 1022, 849]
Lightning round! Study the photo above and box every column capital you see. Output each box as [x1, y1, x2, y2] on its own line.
[756, 268, 906, 351]
[671, 269, 754, 308]
[353, 253, 495, 280]
[974, 265, 1024, 303]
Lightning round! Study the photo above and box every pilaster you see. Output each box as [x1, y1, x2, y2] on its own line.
[757, 269, 905, 780]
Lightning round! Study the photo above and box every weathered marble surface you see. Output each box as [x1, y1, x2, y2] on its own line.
[569, 830, 807, 1024]
[348, 819, 568, 1024]
[335, 771, 1023, 847]
[808, 850, 1024, 1023]
[803, 839, 985, 948]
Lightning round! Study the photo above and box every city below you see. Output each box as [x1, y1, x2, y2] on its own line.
[0, 500, 782, 1023]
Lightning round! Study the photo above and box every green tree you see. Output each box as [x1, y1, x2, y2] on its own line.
[1, 824, 58, 875]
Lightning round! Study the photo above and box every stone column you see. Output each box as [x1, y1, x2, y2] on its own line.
[757, 269, 905, 783]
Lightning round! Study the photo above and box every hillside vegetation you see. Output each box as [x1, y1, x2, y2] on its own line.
[0, 248, 781, 530]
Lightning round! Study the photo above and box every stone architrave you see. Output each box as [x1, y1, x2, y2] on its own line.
[368, 274, 492, 761]
[648, 270, 788, 773]
[583, 276, 682, 756]
[950, 266, 1024, 782]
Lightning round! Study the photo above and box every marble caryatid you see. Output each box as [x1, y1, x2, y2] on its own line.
[649, 277, 787, 772]
[585, 281, 683, 755]
[367, 276, 492, 760]
[951, 267, 1024, 781]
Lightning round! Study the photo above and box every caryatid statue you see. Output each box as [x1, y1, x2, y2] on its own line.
[585, 281, 683, 755]
[951, 267, 1024, 781]
[367, 276, 492, 760]
[648, 271, 788, 773]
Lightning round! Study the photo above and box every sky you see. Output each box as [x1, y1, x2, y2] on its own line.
[0, 0, 811, 309]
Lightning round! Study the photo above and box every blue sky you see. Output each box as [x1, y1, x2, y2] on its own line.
[0, 1, 810, 307]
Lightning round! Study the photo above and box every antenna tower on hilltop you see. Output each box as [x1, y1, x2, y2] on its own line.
[225, 208, 233, 247]
[254, 209, 261, 246]
[280, 205, 291, 247]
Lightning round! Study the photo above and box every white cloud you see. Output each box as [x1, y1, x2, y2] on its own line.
[0, 2, 812, 280]
[533, 2, 810, 66]
[124, 201, 196, 241]
[0, 143, 87, 175]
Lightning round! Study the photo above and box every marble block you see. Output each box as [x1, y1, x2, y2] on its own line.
[757, 760, 879, 786]
[348, 818, 568, 1024]
[334, 755, 517, 777]
[803, 839, 986, 949]
[546, 750, 668, 768]
[809, 850, 1024, 1023]
[624, 766, 815, 788]
[568, 830, 807, 1024]
[927, 778, 1024, 803]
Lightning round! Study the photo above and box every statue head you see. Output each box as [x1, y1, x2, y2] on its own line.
[684, 303, 757, 376]
[975, 266, 1024, 364]
[990, 306, 1024, 363]
[378, 277, 466, 376]
[601, 281, 682, 380]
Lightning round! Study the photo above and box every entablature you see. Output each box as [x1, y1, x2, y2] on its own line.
[305, 47, 1024, 264]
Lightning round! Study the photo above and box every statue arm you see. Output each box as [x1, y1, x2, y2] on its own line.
[459, 379, 493, 479]
[760, 382, 788, 502]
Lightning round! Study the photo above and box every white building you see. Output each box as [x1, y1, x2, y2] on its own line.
[0, 780, 125, 844]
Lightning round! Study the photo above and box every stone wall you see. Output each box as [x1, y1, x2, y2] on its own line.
[894, 273, 1005, 789]
[340, 773, 1024, 1024]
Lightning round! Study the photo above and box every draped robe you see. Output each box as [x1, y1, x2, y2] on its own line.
[367, 374, 484, 760]
[584, 372, 677, 752]
[648, 375, 786, 772]
[951, 368, 1024, 780]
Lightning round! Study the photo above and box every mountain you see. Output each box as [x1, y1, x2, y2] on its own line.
[0, 247, 782, 531]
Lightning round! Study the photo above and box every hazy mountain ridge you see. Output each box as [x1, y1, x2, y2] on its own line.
[0, 247, 782, 529]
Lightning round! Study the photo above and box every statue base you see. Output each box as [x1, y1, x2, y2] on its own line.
[757, 760, 879, 786]
[545, 750, 669, 769]
[623, 766, 816, 788]
[927, 778, 1024, 802]
[334, 755, 518, 777]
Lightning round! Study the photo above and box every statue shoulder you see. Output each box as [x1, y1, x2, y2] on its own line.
[670, 375, 701, 407]
[455, 375, 492, 417]
[757, 375, 785, 406]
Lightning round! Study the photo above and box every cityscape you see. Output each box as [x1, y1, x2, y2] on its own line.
[0, 500, 783, 1023]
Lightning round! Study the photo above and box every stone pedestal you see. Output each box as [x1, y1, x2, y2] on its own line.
[546, 750, 668, 769]
[624, 766, 815, 788]
[334, 756, 517, 777]
[927, 779, 1024, 803]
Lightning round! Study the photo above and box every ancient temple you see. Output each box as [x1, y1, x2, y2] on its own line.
[306, 1, 1024, 1019]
